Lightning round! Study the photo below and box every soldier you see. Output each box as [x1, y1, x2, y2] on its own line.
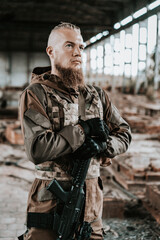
[19, 22, 131, 240]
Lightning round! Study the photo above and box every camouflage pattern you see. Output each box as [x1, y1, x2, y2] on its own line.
[39, 82, 104, 180]
[19, 66, 132, 240]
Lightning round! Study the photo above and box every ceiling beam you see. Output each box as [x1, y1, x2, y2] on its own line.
[0, 20, 113, 31]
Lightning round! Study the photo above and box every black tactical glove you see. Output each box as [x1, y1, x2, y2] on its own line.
[79, 118, 109, 141]
[72, 137, 101, 160]
[93, 138, 107, 157]
[103, 120, 110, 139]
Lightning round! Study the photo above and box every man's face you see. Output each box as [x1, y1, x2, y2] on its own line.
[52, 28, 85, 70]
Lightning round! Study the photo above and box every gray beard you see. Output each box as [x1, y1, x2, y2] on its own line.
[55, 63, 85, 89]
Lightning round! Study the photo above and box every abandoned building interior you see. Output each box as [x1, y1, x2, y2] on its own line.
[0, 0, 160, 239]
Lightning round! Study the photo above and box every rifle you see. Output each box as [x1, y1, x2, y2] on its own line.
[47, 157, 92, 240]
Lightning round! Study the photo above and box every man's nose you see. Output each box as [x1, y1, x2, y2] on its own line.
[73, 46, 81, 56]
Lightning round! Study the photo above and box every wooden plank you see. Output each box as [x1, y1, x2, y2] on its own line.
[113, 158, 160, 182]
[103, 198, 126, 219]
[113, 159, 146, 181]
[119, 162, 145, 181]
[146, 185, 160, 211]
[106, 166, 146, 192]
[5, 122, 24, 145]
[146, 172, 160, 181]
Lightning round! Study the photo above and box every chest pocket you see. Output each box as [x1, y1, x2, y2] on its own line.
[51, 105, 62, 131]
[81, 85, 103, 121]
[41, 84, 103, 131]
[51, 98, 79, 130]
[41, 84, 79, 131]
[63, 102, 79, 126]
[85, 95, 103, 120]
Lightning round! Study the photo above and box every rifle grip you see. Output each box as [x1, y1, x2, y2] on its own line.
[47, 179, 69, 203]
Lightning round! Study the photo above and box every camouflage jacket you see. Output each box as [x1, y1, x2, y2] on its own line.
[20, 66, 131, 179]
[19, 66, 131, 229]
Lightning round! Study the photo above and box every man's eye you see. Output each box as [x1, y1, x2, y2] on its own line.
[66, 44, 73, 48]
[80, 46, 84, 51]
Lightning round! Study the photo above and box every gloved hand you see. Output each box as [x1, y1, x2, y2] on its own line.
[93, 138, 107, 157]
[72, 137, 101, 160]
[103, 120, 110, 139]
[78, 118, 109, 141]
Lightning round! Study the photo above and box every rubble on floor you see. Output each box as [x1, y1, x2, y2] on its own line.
[0, 91, 160, 239]
[5, 122, 24, 145]
[0, 143, 34, 183]
[102, 177, 132, 219]
[146, 185, 160, 211]
[103, 216, 160, 240]
[102, 132, 160, 224]
[0, 120, 23, 145]
[109, 91, 160, 134]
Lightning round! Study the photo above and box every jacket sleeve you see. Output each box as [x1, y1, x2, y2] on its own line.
[97, 88, 132, 158]
[19, 84, 85, 165]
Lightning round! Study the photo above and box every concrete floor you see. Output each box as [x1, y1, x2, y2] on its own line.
[0, 90, 160, 239]
[0, 170, 160, 240]
[0, 176, 28, 240]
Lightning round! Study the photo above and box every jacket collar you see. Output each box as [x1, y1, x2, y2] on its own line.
[31, 66, 79, 96]
[31, 66, 94, 102]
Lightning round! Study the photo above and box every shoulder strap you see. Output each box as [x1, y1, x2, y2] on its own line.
[40, 84, 65, 131]
[78, 90, 86, 118]
[40, 84, 53, 127]
[86, 85, 103, 119]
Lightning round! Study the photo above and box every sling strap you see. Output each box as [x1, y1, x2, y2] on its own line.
[27, 212, 54, 229]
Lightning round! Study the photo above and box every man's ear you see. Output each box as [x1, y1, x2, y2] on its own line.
[46, 46, 54, 58]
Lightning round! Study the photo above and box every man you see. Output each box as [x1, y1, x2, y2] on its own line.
[19, 22, 131, 240]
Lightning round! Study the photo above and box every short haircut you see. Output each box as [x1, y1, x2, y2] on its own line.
[47, 22, 81, 47]
[53, 22, 80, 32]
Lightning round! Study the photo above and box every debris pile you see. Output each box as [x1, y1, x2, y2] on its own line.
[0, 143, 34, 183]
[109, 91, 160, 134]
[5, 122, 24, 145]
[0, 89, 160, 239]
[0, 120, 23, 145]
